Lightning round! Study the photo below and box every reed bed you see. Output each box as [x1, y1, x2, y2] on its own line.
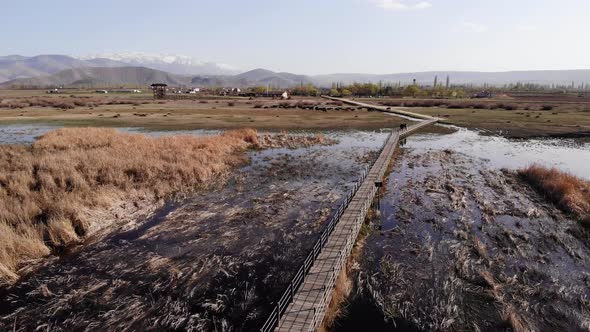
[519, 165, 590, 226]
[0, 128, 258, 283]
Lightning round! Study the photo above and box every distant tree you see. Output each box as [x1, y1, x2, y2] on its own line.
[434, 75, 438, 88]
[251, 86, 267, 95]
[341, 89, 352, 97]
[330, 88, 340, 97]
[432, 85, 445, 98]
[452, 89, 466, 98]
[291, 84, 319, 96]
[446, 75, 450, 89]
[404, 85, 422, 98]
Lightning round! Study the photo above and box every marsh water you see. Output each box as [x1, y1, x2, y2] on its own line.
[409, 125, 590, 179]
[333, 129, 590, 331]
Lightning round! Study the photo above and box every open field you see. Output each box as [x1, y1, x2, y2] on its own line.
[359, 97, 590, 137]
[1, 90, 589, 136]
[0, 92, 414, 131]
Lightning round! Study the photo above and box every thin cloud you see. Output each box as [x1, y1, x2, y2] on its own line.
[459, 21, 488, 33]
[371, 0, 433, 11]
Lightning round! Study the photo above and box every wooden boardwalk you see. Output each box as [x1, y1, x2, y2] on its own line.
[322, 96, 439, 121]
[272, 119, 437, 332]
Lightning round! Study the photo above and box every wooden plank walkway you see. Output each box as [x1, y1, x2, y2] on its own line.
[322, 96, 439, 121]
[273, 119, 437, 332]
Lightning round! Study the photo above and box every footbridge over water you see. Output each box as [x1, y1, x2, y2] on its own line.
[260, 104, 438, 332]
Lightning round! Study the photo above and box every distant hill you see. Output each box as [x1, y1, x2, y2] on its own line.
[0, 55, 128, 83]
[190, 68, 314, 88]
[0, 54, 238, 83]
[233, 68, 314, 87]
[3, 58, 590, 89]
[0, 67, 192, 88]
[77, 53, 240, 76]
[0, 67, 313, 88]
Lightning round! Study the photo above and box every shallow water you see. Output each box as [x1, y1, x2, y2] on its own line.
[408, 126, 590, 179]
[0, 124, 58, 144]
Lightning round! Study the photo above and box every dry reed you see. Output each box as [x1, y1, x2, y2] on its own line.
[519, 165, 590, 226]
[0, 96, 144, 109]
[0, 128, 259, 283]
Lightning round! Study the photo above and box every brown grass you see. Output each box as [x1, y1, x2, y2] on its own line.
[0, 96, 144, 110]
[0, 128, 259, 283]
[519, 165, 590, 226]
[319, 265, 352, 332]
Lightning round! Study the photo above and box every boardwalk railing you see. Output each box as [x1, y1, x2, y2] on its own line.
[259, 131, 392, 332]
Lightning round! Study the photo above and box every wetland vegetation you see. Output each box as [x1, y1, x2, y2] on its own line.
[0, 90, 588, 331]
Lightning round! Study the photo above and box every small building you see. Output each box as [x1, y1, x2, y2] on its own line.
[219, 87, 241, 96]
[151, 83, 168, 99]
[472, 91, 493, 98]
[262, 90, 289, 98]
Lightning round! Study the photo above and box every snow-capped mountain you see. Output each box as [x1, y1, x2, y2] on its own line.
[77, 53, 240, 76]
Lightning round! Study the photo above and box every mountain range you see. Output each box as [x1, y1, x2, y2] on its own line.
[0, 54, 237, 83]
[2, 54, 590, 88]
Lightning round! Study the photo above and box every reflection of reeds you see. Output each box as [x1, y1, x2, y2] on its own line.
[0, 128, 258, 283]
[519, 165, 590, 226]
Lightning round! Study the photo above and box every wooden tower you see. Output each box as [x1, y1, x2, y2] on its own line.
[151, 83, 168, 99]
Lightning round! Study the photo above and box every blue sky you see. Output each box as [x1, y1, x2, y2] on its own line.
[2, 0, 590, 74]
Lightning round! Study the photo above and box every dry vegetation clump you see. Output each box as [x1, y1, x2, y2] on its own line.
[0, 128, 259, 283]
[257, 132, 336, 149]
[295, 101, 320, 109]
[519, 165, 590, 226]
[446, 103, 464, 109]
[380, 101, 402, 107]
[0, 96, 145, 110]
[326, 101, 344, 106]
[378, 99, 526, 111]
[491, 102, 519, 111]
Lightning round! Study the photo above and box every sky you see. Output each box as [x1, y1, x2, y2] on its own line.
[2, 0, 590, 75]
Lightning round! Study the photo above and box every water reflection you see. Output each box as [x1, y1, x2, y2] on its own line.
[407, 127, 590, 179]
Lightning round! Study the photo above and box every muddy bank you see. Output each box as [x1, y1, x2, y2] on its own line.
[348, 149, 590, 331]
[0, 131, 389, 331]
